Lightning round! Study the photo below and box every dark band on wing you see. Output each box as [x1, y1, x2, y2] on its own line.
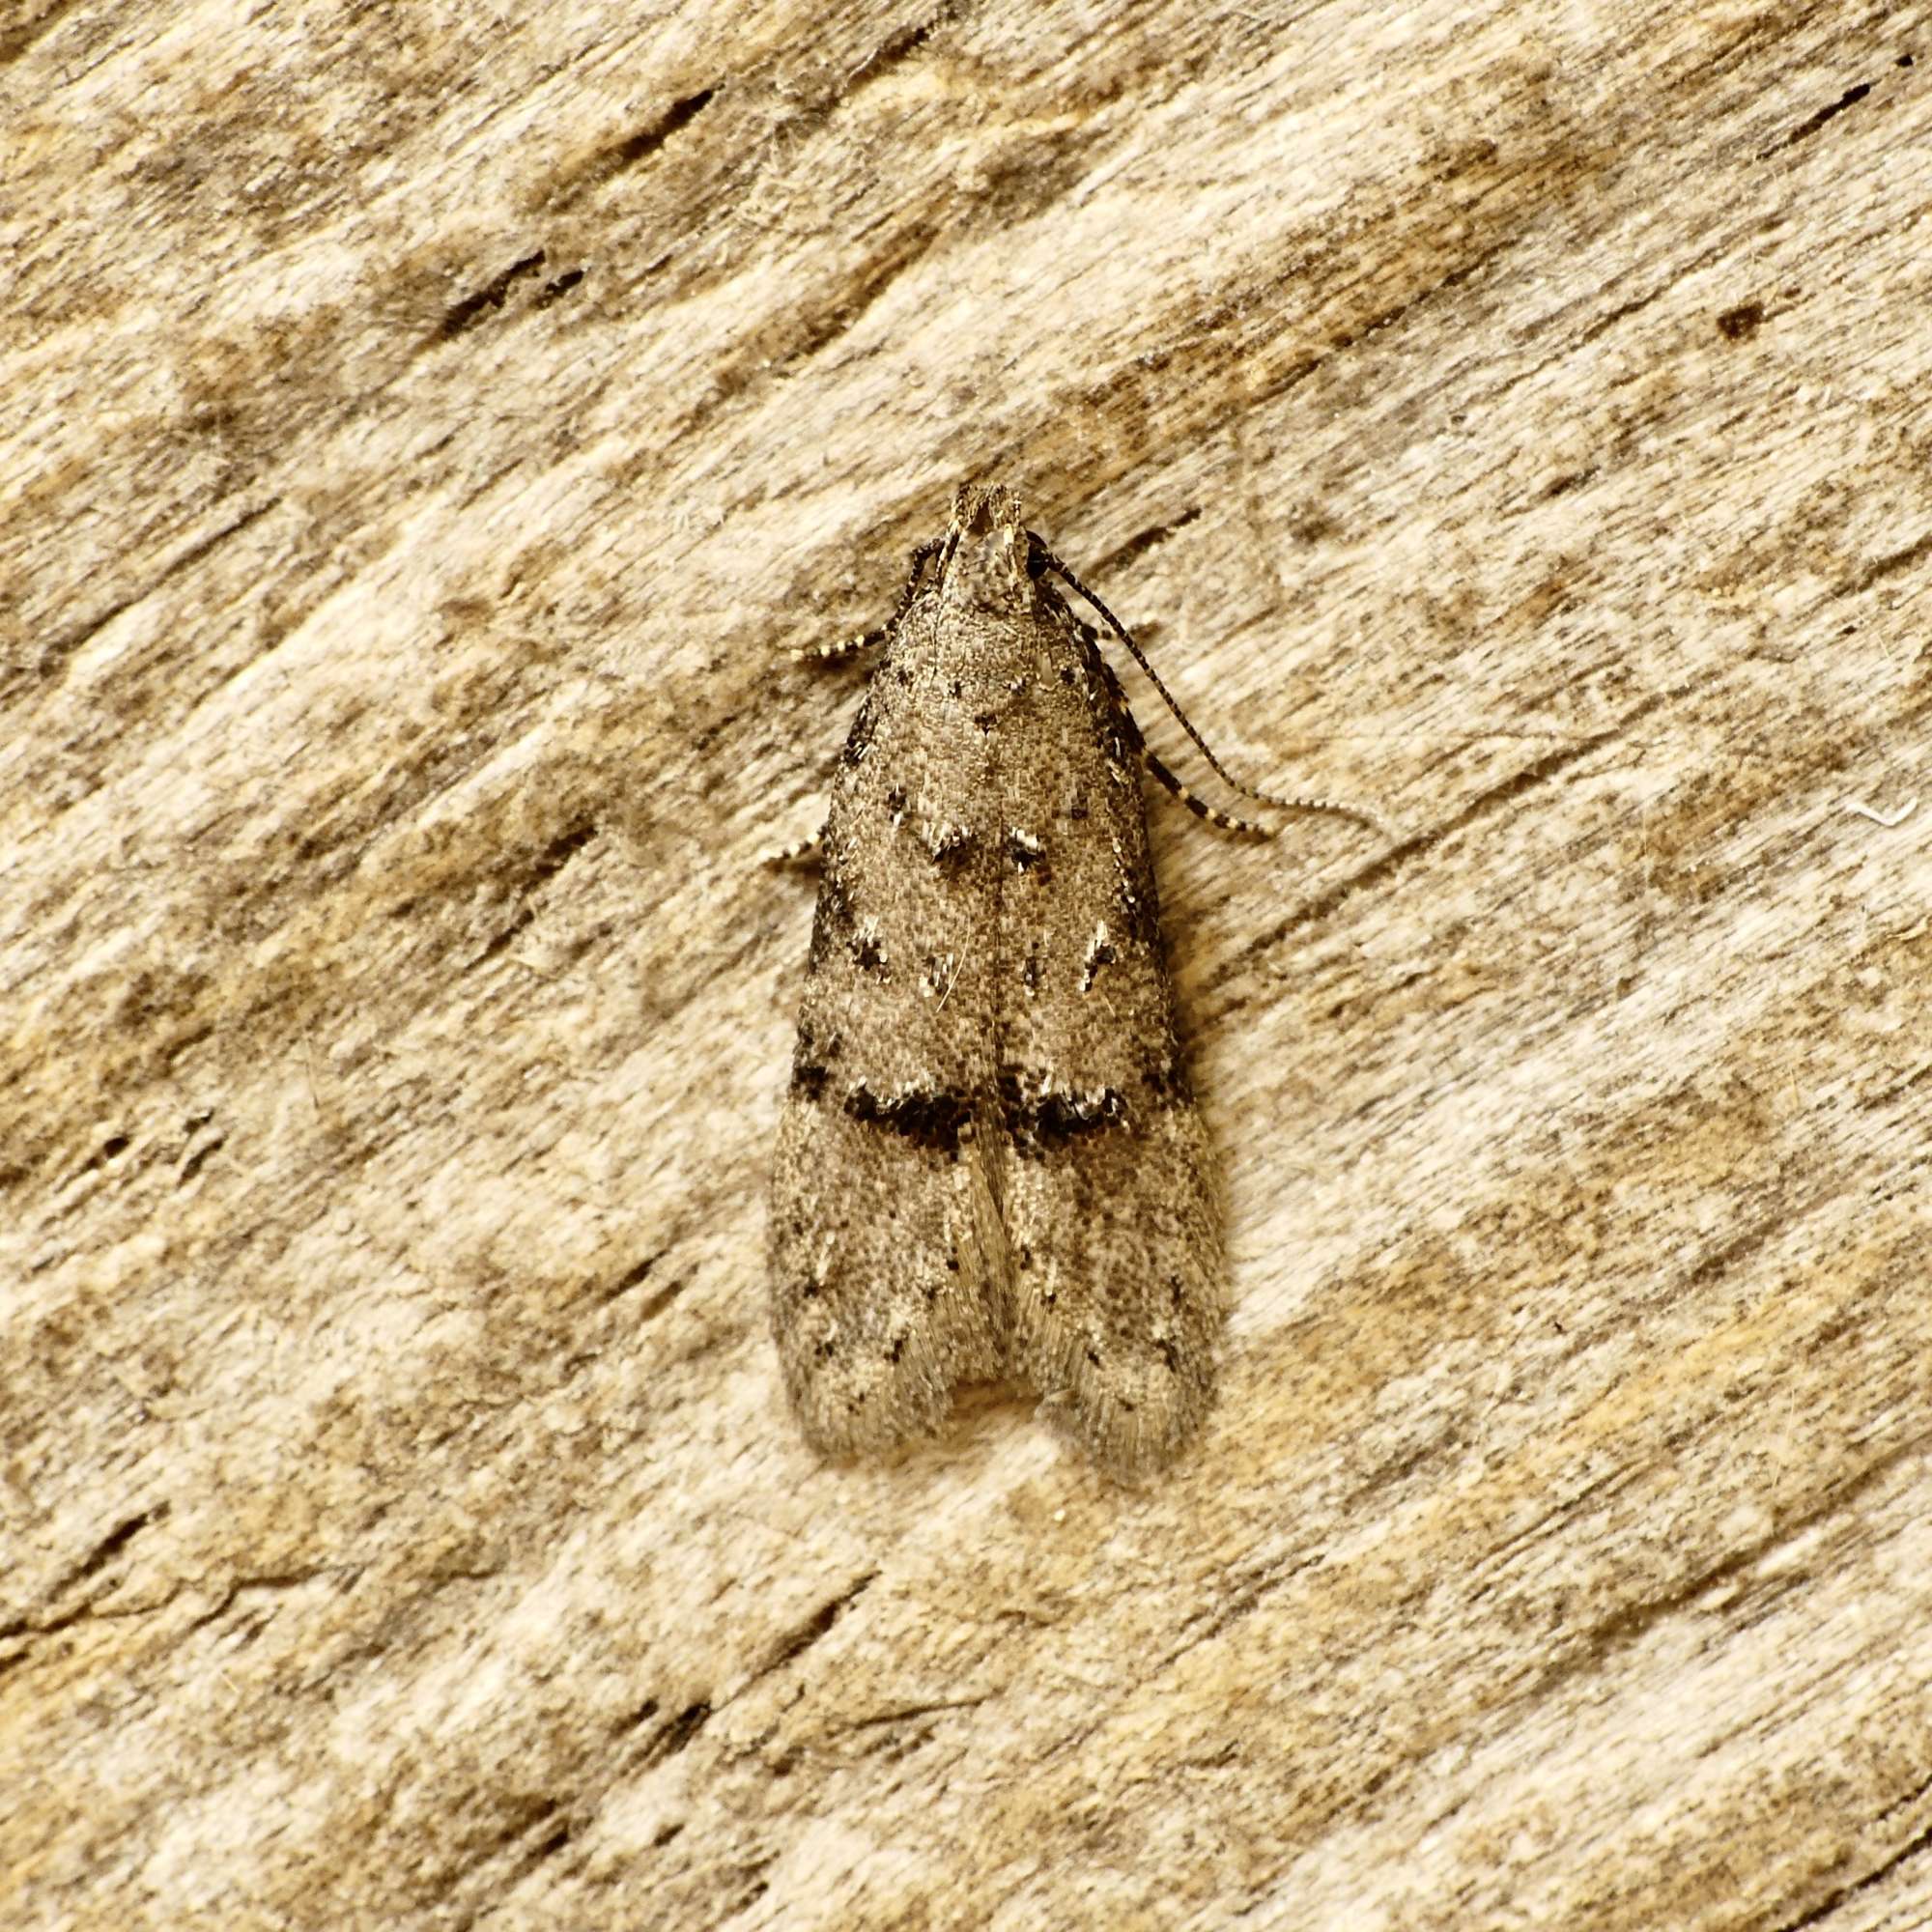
[840, 1083, 972, 1156]
[997, 1074, 1125, 1154]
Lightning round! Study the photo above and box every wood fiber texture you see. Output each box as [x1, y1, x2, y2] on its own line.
[2, 3, 1928, 1928]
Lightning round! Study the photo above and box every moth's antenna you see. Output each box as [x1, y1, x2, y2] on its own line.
[1038, 541, 1385, 835]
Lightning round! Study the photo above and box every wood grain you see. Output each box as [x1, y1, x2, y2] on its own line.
[3, 2, 1928, 1927]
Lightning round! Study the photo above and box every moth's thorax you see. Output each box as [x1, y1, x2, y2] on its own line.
[891, 495, 1046, 697]
[941, 482, 1037, 621]
[907, 581, 1044, 701]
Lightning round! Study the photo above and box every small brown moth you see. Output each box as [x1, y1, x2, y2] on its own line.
[769, 482, 1369, 1479]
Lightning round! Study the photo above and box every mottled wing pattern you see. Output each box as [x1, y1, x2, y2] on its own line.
[994, 594, 1223, 1478]
[768, 579, 1010, 1458]
[770, 484, 1225, 1479]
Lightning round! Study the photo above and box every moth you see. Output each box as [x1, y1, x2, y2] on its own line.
[769, 481, 1364, 1478]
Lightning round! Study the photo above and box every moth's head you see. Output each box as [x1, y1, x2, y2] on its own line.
[946, 480, 1036, 611]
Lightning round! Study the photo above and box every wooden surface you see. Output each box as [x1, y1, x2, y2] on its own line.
[4, 3, 1929, 1926]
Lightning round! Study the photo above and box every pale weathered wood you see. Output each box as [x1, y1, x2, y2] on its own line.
[3, 2, 1928, 1927]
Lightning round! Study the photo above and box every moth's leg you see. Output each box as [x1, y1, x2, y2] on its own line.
[760, 826, 823, 867]
[789, 537, 944, 666]
[791, 635, 874, 667]
[771, 536, 944, 864]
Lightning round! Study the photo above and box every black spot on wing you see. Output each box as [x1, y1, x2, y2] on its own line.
[791, 1020, 843, 1090]
[1137, 1037, 1195, 1107]
[1080, 937, 1118, 992]
[806, 871, 855, 970]
[1118, 860, 1163, 947]
[839, 697, 876, 769]
[929, 825, 975, 869]
[842, 1085, 972, 1156]
[996, 1074, 1128, 1157]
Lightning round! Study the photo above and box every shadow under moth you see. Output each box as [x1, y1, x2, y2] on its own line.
[769, 481, 1370, 1480]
